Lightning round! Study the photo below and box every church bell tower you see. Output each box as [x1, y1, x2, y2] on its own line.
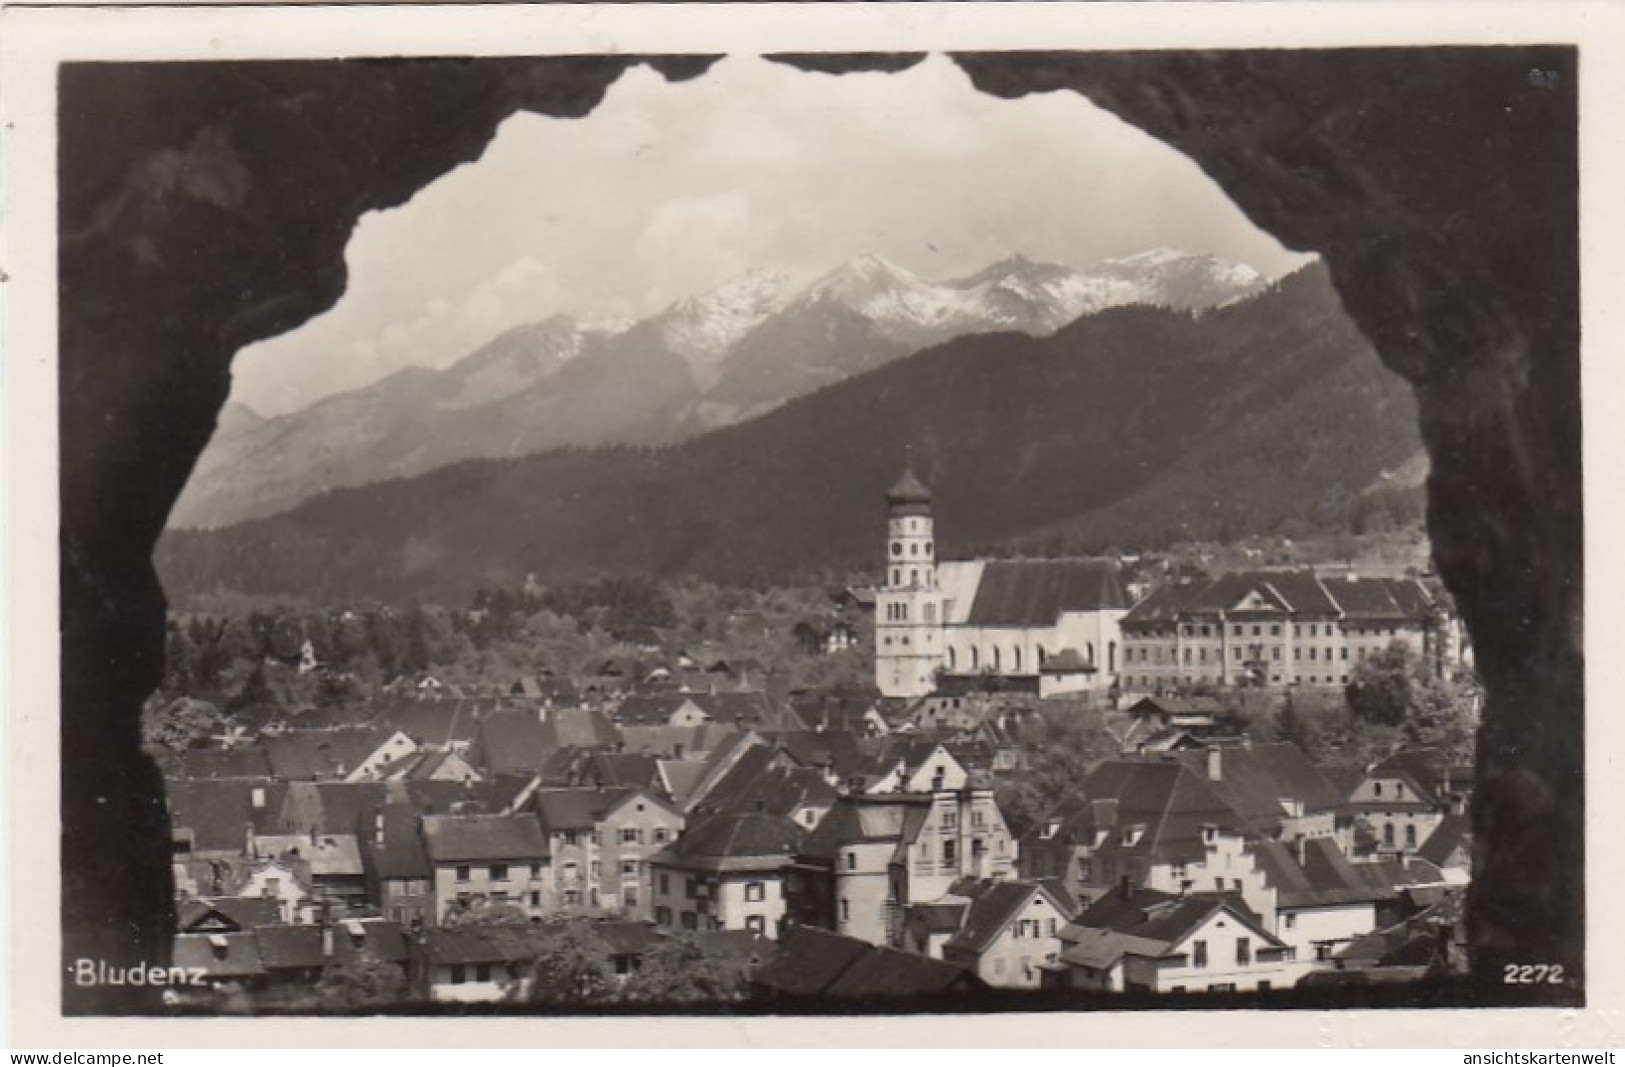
[875, 468, 945, 697]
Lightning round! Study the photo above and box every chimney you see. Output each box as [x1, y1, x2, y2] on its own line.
[374, 809, 386, 846]
[1207, 747, 1222, 782]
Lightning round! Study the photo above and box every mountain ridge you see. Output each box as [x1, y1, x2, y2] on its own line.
[157, 261, 1423, 606]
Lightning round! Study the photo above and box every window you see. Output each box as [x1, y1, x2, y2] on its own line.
[744, 881, 765, 903]
[622, 860, 638, 878]
[656, 906, 671, 926]
[1236, 938, 1251, 965]
[450, 964, 466, 985]
[621, 827, 641, 844]
[943, 809, 957, 829]
[529, 863, 541, 880]
[846, 852, 857, 871]
[562, 831, 579, 846]
[659, 873, 670, 895]
[1405, 824, 1418, 849]
[530, 891, 540, 907]
[1272, 648, 1281, 661]
[891, 541, 902, 557]
[943, 839, 957, 865]
[1232, 624, 1242, 637]
[1271, 625, 1281, 637]
[1341, 647, 1349, 661]
[1374, 782, 1384, 797]
[589, 861, 600, 880]
[972, 809, 985, 828]
[623, 888, 638, 909]
[1309, 647, 1317, 660]
[840, 899, 850, 923]
[1383, 824, 1395, 848]
[1284, 913, 1296, 930]
[489, 864, 509, 882]
[476, 963, 492, 983]
[680, 911, 698, 931]
[1048, 918, 1058, 936]
[746, 915, 766, 934]
[653, 828, 669, 845]
[454, 865, 470, 883]
[1193, 940, 1208, 968]
[1252, 625, 1261, 637]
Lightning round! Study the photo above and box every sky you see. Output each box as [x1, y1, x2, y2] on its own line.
[231, 53, 1314, 417]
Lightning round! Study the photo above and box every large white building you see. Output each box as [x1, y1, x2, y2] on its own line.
[873, 471, 1129, 699]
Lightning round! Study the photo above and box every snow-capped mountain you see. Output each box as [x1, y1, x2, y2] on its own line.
[171, 248, 1271, 529]
[654, 268, 792, 390]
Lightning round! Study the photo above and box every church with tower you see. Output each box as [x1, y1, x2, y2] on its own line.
[873, 470, 1130, 699]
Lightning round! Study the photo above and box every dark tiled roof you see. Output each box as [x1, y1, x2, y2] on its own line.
[472, 710, 552, 775]
[263, 728, 402, 781]
[533, 787, 632, 832]
[909, 902, 970, 935]
[801, 798, 917, 860]
[615, 694, 704, 727]
[753, 926, 871, 996]
[1247, 839, 1392, 908]
[825, 945, 977, 999]
[1081, 760, 1241, 864]
[1327, 577, 1434, 621]
[361, 803, 432, 880]
[965, 561, 1126, 626]
[418, 926, 511, 966]
[1417, 814, 1472, 867]
[1077, 889, 1275, 949]
[254, 925, 326, 970]
[654, 812, 804, 872]
[692, 752, 835, 820]
[887, 469, 933, 508]
[327, 919, 410, 966]
[541, 708, 622, 751]
[172, 933, 265, 978]
[165, 778, 287, 853]
[176, 896, 282, 933]
[585, 753, 662, 791]
[421, 813, 548, 863]
[165, 748, 274, 781]
[375, 697, 493, 747]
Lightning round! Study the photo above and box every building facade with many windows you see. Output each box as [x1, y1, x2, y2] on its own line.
[1117, 570, 1442, 691]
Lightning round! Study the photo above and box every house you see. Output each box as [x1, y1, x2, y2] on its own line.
[531, 786, 684, 920]
[1171, 743, 1348, 846]
[1054, 888, 1300, 994]
[376, 696, 492, 753]
[253, 925, 327, 989]
[1347, 748, 1467, 856]
[1117, 570, 1445, 692]
[687, 747, 837, 832]
[413, 926, 525, 1003]
[248, 832, 367, 916]
[649, 812, 805, 938]
[419, 813, 550, 926]
[1416, 813, 1472, 882]
[175, 896, 282, 935]
[229, 857, 316, 925]
[1245, 837, 1392, 965]
[171, 931, 267, 991]
[360, 804, 434, 927]
[935, 878, 1077, 989]
[166, 778, 288, 861]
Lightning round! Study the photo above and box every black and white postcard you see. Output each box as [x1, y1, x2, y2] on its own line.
[3, 0, 1622, 1049]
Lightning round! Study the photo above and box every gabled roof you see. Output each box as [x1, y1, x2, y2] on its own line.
[165, 778, 287, 853]
[825, 945, 977, 999]
[1081, 760, 1242, 864]
[1073, 888, 1280, 952]
[964, 561, 1126, 626]
[421, 813, 548, 863]
[652, 812, 804, 872]
[752, 926, 872, 996]
[618, 723, 741, 759]
[615, 694, 706, 727]
[691, 753, 835, 820]
[540, 708, 622, 751]
[801, 797, 919, 860]
[472, 709, 552, 776]
[262, 728, 401, 781]
[1365, 748, 1451, 807]
[1173, 744, 1343, 835]
[1246, 838, 1393, 908]
[657, 760, 711, 807]
[176, 896, 282, 933]
[375, 697, 493, 747]
[943, 880, 1064, 956]
[532, 787, 634, 832]
[584, 753, 663, 792]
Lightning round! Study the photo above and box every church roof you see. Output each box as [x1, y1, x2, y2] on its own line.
[964, 560, 1126, 626]
[886, 469, 933, 510]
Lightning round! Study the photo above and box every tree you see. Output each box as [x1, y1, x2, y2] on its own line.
[441, 898, 533, 927]
[619, 931, 749, 1005]
[519, 922, 615, 1005]
[317, 959, 409, 1009]
[141, 695, 224, 751]
[1345, 642, 1416, 727]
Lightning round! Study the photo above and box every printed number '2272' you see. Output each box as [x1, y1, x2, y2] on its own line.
[1503, 964, 1565, 984]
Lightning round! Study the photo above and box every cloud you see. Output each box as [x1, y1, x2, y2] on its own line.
[231, 52, 1311, 416]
